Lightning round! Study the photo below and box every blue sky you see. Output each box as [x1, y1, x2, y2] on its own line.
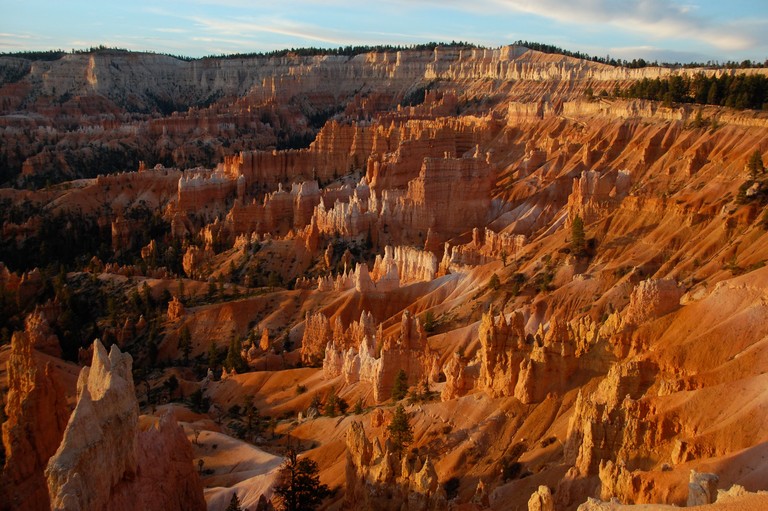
[1, 0, 766, 63]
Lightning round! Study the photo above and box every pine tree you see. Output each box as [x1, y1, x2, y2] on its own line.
[570, 214, 586, 256]
[208, 341, 219, 370]
[391, 369, 408, 401]
[387, 404, 413, 454]
[274, 448, 330, 511]
[353, 397, 365, 415]
[242, 394, 261, 440]
[178, 325, 192, 362]
[225, 335, 247, 373]
[323, 387, 338, 417]
[225, 493, 242, 511]
[747, 150, 765, 180]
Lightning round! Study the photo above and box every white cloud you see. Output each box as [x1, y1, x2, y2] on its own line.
[155, 28, 188, 34]
[489, 0, 754, 50]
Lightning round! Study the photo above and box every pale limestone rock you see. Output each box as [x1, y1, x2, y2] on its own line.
[46, 340, 140, 511]
[528, 485, 554, 511]
[23, 308, 62, 357]
[45, 340, 205, 511]
[301, 312, 332, 366]
[441, 351, 470, 401]
[323, 310, 436, 402]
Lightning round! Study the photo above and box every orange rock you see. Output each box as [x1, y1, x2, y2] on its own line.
[167, 296, 185, 321]
[1, 331, 70, 511]
[45, 340, 205, 511]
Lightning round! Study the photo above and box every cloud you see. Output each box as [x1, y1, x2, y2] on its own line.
[486, 0, 754, 50]
[190, 16, 349, 45]
[155, 28, 188, 34]
[607, 44, 718, 64]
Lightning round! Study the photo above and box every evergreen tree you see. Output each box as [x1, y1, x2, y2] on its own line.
[571, 214, 586, 255]
[225, 493, 242, 511]
[422, 311, 436, 332]
[225, 334, 247, 373]
[208, 341, 220, 370]
[323, 387, 339, 417]
[747, 150, 765, 180]
[242, 394, 261, 439]
[391, 369, 408, 401]
[274, 448, 330, 511]
[178, 325, 192, 362]
[387, 404, 413, 454]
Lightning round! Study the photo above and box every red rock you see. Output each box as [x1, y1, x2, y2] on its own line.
[1, 331, 70, 511]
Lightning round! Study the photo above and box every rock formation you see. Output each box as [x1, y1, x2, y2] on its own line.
[477, 308, 527, 397]
[528, 486, 554, 511]
[621, 279, 683, 329]
[301, 312, 333, 366]
[22, 308, 62, 357]
[559, 360, 660, 507]
[345, 420, 446, 510]
[323, 311, 437, 402]
[441, 351, 472, 401]
[567, 169, 631, 226]
[167, 296, 185, 321]
[1, 331, 70, 511]
[45, 340, 205, 511]
[4, 44, 768, 511]
[687, 470, 719, 507]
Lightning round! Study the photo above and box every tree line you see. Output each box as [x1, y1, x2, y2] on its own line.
[0, 42, 478, 62]
[617, 73, 768, 110]
[514, 40, 766, 70]
[5, 42, 764, 70]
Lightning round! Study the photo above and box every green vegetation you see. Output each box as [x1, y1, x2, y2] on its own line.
[322, 387, 348, 417]
[391, 369, 409, 401]
[224, 335, 248, 373]
[443, 477, 460, 500]
[422, 311, 436, 333]
[618, 73, 768, 110]
[178, 325, 192, 363]
[273, 447, 330, 511]
[386, 404, 413, 454]
[570, 215, 586, 255]
[225, 493, 243, 511]
[748, 150, 765, 179]
[408, 379, 437, 404]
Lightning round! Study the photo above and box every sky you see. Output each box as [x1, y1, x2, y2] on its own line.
[1, 0, 766, 64]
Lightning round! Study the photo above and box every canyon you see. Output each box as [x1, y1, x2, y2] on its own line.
[1, 44, 767, 511]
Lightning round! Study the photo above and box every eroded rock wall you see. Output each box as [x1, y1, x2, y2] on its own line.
[44, 340, 205, 511]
